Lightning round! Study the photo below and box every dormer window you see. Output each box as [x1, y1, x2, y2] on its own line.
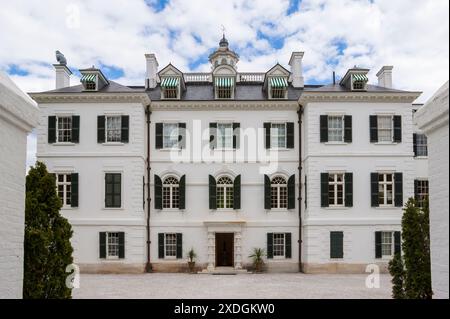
[81, 73, 97, 91]
[269, 77, 288, 99]
[215, 77, 234, 99]
[351, 74, 368, 91]
[161, 77, 180, 99]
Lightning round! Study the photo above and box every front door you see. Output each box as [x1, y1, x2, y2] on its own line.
[215, 233, 234, 267]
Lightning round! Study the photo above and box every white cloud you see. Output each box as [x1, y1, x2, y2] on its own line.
[0, 0, 448, 166]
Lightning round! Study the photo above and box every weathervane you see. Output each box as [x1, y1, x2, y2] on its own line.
[221, 24, 226, 36]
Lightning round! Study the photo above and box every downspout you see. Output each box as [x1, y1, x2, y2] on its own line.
[145, 105, 152, 272]
[297, 105, 303, 273]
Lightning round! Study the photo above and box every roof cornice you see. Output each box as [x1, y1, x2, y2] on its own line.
[150, 100, 299, 111]
[299, 91, 422, 104]
[29, 92, 151, 105]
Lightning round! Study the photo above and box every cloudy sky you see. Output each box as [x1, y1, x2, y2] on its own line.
[0, 0, 448, 169]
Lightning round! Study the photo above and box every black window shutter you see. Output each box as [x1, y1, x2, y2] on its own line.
[99, 232, 106, 259]
[158, 233, 165, 259]
[72, 115, 80, 143]
[320, 115, 328, 143]
[414, 179, 419, 203]
[264, 174, 271, 210]
[48, 116, 56, 143]
[267, 233, 273, 259]
[97, 116, 105, 143]
[375, 231, 382, 258]
[330, 231, 344, 259]
[370, 115, 378, 143]
[320, 173, 329, 207]
[288, 174, 295, 209]
[233, 174, 241, 210]
[371, 173, 379, 207]
[394, 231, 401, 255]
[264, 122, 271, 149]
[178, 123, 186, 149]
[118, 232, 125, 259]
[393, 115, 402, 142]
[209, 175, 217, 210]
[286, 122, 294, 148]
[394, 172, 403, 207]
[154, 174, 162, 209]
[121, 115, 129, 143]
[176, 233, 182, 259]
[209, 123, 217, 149]
[179, 175, 186, 210]
[413, 133, 417, 156]
[71, 173, 79, 207]
[344, 172, 353, 207]
[155, 123, 163, 149]
[344, 115, 352, 143]
[233, 123, 240, 149]
[285, 233, 292, 258]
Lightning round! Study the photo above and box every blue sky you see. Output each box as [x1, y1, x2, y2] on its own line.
[0, 0, 448, 168]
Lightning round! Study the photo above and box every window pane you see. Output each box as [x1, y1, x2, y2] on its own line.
[107, 232, 119, 257]
[106, 116, 122, 142]
[377, 116, 392, 142]
[416, 134, 428, 156]
[328, 116, 343, 142]
[271, 124, 286, 148]
[163, 123, 179, 148]
[165, 233, 177, 257]
[217, 123, 233, 148]
[382, 232, 392, 256]
[273, 233, 285, 257]
[416, 180, 429, 208]
[57, 117, 72, 142]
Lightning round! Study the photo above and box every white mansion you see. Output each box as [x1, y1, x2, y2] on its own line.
[30, 36, 429, 273]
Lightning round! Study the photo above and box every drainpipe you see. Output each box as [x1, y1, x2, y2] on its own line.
[297, 106, 303, 273]
[145, 105, 152, 272]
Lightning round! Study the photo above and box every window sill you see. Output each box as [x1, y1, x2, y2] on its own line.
[414, 156, 428, 159]
[324, 206, 350, 210]
[374, 142, 398, 145]
[101, 257, 121, 261]
[213, 148, 236, 151]
[214, 209, 237, 212]
[158, 148, 182, 152]
[102, 142, 125, 146]
[53, 142, 76, 146]
[375, 206, 398, 210]
[161, 208, 183, 212]
[324, 142, 348, 145]
[267, 208, 290, 212]
[268, 148, 290, 151]
[102, 207, 124, 210]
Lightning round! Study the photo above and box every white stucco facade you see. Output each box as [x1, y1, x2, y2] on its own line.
[30, 40, 431, 275]
[415, 81, 449, 299]
[0, 71, 39, 298]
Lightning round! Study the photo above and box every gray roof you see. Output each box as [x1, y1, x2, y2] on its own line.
[306, 83, 409, 93]
[42, 80, 138, 94]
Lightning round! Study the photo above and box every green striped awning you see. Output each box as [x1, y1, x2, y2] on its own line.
[214, 77, 234, 87]
[269, 77, 288, 88]
[160, 77, 180, 88]
[80, 73, 97, 83]
[352, 73, 368, 82]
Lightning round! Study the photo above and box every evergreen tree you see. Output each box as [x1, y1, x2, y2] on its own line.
[23, 162, 74, 298]
[389, 198, 432, 299]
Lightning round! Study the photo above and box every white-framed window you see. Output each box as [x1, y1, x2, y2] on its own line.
[163, 123, 179, 149]
[378, 173, 394, 206]
[163, 87, 178, 99]
[381, 231, 394, 257]
[328, 116, 344, 142]
[328, 173, 344, 206]
[217, 123, 233, 149]
[106, 116, 122, 142]
[162, 176, 179, 209]
[415, 179, 429, 208]
[217, 176, 234, 209]
[273, 233, 285, 258]
[271, 176, 287, 209]
[56, 116, 72, 142]
[415, 134, 428, 157]
[270, 123, 286, 148]
[165, 233, 177, 258]
[352, 81, 365, 90]
[106, 232, 120, 259]
[377, 116, 393, 142]
[56, 173, 71, 207]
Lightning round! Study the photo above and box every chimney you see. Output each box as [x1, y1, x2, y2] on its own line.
[376, 65, 393, 89]
[145, 53, 159, 89]
[288, 51, 304, 88]
[53, 64, 72, 89]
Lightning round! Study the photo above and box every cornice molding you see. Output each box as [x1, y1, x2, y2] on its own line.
[299, 91, 421, 104]
[150, 100, 299, 110]
[29, 92, 151, 105]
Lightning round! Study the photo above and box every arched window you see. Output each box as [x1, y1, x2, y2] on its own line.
[271, 176, 287, 208]
[163, 176, 179, 208]
[217, 176, 234, 209]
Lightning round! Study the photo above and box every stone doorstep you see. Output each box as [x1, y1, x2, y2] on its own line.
[199, 267, 252, 275]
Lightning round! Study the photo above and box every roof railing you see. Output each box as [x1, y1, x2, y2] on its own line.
[238, 73, 265, 82]
[183, 72, 266, 83]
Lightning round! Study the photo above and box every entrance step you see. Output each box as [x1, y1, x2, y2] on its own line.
[199, 267, 251, 275]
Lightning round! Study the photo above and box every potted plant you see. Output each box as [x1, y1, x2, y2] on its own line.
[249, 248, 266, 273]
[187, 248, 197, 273]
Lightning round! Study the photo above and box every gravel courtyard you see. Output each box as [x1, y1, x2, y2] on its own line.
[73, 273, 392, 299]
